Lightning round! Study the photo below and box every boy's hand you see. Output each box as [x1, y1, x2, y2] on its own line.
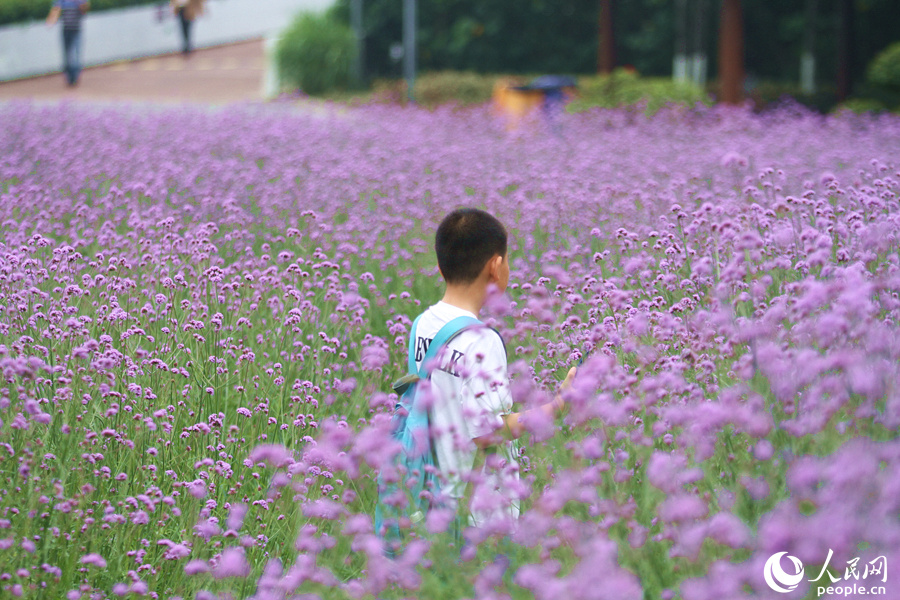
[488, 366, 578, 444]
[560, 366, 577, 391]
[552, 366, 577, 411]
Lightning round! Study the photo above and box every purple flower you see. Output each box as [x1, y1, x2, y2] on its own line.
[130, 580, 149, 595]
[187, 480, 207, 499]
[184, 560, 210, 575]
[213, 547, 250, 579]
[646, 451, 689, 494]
[659, 495, 708, 523]
[226, 504, 248, 532]
[360, 339, 390, 371]
[248, 444, 293, 467]
[705, 512, 751, 548]
[158, 539, 192, 560]
[302, 499, 345, 521]
[194, 518, 221, 541]
[80, 553, 107, 568]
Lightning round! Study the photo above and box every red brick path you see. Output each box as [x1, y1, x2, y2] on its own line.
[0, 39, 266, 104]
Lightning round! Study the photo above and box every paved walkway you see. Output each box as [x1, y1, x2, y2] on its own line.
[0, 39, 267, 104]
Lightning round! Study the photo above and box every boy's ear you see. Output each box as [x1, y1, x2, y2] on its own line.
[486, 254, 503, 281]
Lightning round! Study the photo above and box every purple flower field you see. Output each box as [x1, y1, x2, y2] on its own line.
[1, 100, 900, 600]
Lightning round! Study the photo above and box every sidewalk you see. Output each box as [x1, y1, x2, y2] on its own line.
[0, 39, 267, 104]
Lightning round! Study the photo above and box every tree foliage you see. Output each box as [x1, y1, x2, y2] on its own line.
[330, 0, 598, 77]
[276, 11, 355, 95]
[332, 0, 900, 86]
[868, 42, 900, 90]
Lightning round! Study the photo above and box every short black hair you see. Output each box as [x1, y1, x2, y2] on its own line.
[435, 208, 508, 284]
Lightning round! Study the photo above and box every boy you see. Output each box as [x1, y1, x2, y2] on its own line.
[413, 207, 575, 526]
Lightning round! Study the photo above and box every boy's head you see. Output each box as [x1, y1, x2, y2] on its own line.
[435, 208, 508, 286]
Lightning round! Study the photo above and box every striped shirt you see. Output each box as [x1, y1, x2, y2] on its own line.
[54, 0, 88, 31]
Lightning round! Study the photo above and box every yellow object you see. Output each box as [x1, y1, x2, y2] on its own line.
[492, 78, 577, 130]
[492, 80, 544, 130]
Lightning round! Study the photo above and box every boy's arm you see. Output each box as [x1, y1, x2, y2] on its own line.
[472, 366, 576, 449]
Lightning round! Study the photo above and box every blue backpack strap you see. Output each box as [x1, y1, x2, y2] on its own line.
[417, 315, 482, 378]
[406, 314, 481, 440]
[407, 314, 423, 375]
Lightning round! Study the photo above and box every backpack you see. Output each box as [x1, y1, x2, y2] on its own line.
[374, 314, 481, 550]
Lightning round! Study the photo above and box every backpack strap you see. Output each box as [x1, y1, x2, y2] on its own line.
[393, 315, 485, 396]
[407, 314, 424, 375]
[417, 316, 482, 379]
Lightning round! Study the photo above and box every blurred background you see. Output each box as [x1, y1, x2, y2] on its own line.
[1, 0, 899, 112]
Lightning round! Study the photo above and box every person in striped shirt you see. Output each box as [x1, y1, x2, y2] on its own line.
[46, 0, 90, 86]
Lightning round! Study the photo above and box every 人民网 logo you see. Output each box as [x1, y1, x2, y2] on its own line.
[762, 549, 888, 597]
[764, 552, 805, 593]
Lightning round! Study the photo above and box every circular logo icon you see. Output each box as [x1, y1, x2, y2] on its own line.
[764, 552, 805, 593]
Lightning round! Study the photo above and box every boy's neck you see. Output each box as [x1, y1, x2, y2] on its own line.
[440, 283, 485, 316]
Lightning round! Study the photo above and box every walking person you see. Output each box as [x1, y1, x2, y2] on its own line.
[171, 0, 205, 55]
[46, 0, 90, 87]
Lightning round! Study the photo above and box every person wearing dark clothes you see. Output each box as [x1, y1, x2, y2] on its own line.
[170, 0, 205, 55]
[46, 0, 90, 86]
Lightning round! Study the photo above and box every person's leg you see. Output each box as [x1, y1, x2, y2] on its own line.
[62, 29, 76, 85]
[71, 29, 82, 84]
[184, 16, 193, 53]
[178, 8, 192, 54]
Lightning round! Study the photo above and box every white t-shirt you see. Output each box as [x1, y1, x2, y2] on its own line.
[413, 301, 520, 525]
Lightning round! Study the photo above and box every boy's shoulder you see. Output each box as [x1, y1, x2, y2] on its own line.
[414, 303, 506, 359]
[416, 303, 481, 338]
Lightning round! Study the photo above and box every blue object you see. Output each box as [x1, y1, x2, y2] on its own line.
[527, 75, 577, 90]
[511, 75, 577, 133]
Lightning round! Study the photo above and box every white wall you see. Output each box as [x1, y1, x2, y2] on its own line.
[0, 0, 333, 81]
